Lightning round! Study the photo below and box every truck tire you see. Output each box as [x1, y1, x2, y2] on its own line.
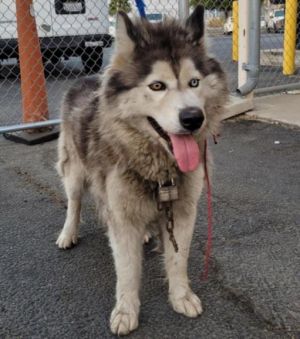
[82, 46, 103, 74]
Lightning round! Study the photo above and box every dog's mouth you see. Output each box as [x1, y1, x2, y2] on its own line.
[147, 117, 200, 173]
[147, 116, 173, 150]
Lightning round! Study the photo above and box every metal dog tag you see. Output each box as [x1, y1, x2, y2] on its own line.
[158, 179, 178, 203]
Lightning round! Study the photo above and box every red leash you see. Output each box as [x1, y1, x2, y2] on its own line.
[201, 138, 214, 280]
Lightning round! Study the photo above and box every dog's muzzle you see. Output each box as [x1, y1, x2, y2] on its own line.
[179, 107, 204, 132]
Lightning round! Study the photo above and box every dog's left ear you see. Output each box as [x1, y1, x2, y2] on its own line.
[185, 5, 205, 43]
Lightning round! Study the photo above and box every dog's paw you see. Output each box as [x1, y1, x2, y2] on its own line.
[56, 231, 78, 249]
[170, 290, 203, 318]
[110, 303, 139, 336]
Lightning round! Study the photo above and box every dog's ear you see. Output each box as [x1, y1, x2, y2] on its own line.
[185, 5, 205, 44]
[116, 11, 136, 55]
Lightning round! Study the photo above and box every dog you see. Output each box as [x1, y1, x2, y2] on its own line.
[56, 5, 228, 335]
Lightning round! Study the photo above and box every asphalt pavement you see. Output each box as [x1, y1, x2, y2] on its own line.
[0, 119, 299, 338]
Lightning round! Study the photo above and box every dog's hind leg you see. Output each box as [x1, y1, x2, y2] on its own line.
[56, 152, 85, 249]
[163, 203, 203, 318]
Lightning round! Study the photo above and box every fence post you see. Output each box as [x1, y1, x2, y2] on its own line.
[16, 0, 49, 123]
[232, 0, 239, 62]
[178, 0, 189, 21]
[237, 0, 260, 96]
[283, 0, 298, 75]
[238, 0, 249, 90]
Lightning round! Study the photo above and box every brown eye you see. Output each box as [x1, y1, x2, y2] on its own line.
[189, 79, 200, 88]
[149, 81, 166, 91]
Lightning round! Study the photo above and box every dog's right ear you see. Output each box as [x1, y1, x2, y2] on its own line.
[116, 12, 136, 55]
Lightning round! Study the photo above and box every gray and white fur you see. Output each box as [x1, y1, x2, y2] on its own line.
[56, 5, 228, 336]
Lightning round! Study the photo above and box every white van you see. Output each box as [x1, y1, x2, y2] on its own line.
[0, 0, 112, 73]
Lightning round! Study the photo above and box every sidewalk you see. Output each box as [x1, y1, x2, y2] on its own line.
[261, 49, 300, 68]
[0, 99, 299, 338]
[249, 92, 300, 127]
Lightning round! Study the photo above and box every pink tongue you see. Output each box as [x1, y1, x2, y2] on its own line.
[168, 134, 200, 172]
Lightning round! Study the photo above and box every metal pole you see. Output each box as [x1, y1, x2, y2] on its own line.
[0, 119, 61, 134]
[178, 0, 189, 21]
[16, 0, 49, 123]
[238, 0, 249, 89]
[237, 0, 261, 96]
[255, 82, 300, 95]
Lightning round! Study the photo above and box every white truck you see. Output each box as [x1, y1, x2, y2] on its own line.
[0, 0, 113, 73]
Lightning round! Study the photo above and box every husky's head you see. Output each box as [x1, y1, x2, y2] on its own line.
[102, 5, 228, 173]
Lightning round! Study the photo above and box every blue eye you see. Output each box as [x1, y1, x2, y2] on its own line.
[149, 81, 166, 91]
[189, 79, 200, 88]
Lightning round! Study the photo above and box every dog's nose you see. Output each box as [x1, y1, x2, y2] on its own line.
[179, 107, 204, 131]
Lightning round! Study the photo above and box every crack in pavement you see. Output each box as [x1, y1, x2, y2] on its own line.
[12, 166, 67, 209]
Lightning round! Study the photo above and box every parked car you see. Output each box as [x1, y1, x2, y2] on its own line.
[109, 13, 163, 38]
[0, 0, 113, 73]
[223, 16, 233, 35]
[224, 15, 272, 34]
[266, 9, 285, 33]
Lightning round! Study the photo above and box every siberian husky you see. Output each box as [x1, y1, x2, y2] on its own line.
[56, 5, 228, 335]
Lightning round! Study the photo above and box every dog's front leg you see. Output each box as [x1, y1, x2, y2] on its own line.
[106, 170, 145, 335]
[108, 218, 143, 335]
[163, 203, 203, 318]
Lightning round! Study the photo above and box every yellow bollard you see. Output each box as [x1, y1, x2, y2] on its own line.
[232, 0, 239, 62]
[283, 0, 298, 75]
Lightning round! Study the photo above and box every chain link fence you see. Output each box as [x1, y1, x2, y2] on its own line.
[0, 0, 299, 128]
[258, 0, 300, 93]
[0, 0, 113, 127]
